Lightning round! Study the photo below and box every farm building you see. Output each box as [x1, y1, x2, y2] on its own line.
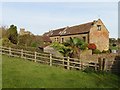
[43, 19, 109, 51]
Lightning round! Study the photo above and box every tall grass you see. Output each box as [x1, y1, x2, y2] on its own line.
[2, 55, 120, 88]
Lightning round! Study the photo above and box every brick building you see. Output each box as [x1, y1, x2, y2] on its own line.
[43, 19, 109, 51]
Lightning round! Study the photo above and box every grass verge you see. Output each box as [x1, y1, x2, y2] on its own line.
[2, 55, 120, 88]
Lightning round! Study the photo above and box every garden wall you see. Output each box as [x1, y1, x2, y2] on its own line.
[80, 53, 120, 73]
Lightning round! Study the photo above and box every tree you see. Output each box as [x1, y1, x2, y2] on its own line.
[63, 37, 87, 58]
[18, 34, 32, 47]
[2, 38, 13, 47]
[0, 26, 8, 38]
[51, 37, 87, 58]
[7, 25, 18, 44]
[51, 42, 72, 57]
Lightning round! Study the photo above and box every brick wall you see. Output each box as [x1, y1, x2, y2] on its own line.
[89, 19, 109, 51]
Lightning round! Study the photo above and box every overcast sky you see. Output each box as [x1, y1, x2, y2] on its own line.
[1, 2, 118, 38]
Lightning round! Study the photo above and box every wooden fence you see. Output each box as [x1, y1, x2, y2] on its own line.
[1, 46, 118, 72]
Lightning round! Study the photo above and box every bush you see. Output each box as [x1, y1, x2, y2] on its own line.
[2, 38, 13, 47]
[88, 43, 96, 50]
[80, 43, 88, 50]
[92, 49, 101, 54]
[10, 45, 43, 53]
[102, 50, 110, 53]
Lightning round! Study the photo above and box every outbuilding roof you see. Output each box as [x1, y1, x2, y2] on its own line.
[44, 21, 94, 37]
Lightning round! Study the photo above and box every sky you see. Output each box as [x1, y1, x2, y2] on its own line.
[1, 1, 118, 38]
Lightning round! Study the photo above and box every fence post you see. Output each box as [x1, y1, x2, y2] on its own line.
[67, 57, 70, 70]
[95, 63, 97, 71]
[21, 49, 23, 58]
[62, 58, 64, 67]
[9, 47, 11, 56]
[80, 60, 83, 70]
[98, 57, 102, 71]
[50, 54, 52, 66]
[104, 59, 107, 71]
[35, 52, 37, 62]
[102, 58, 106, 71]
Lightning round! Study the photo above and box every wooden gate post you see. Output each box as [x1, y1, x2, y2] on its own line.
[67, 57, 70, 70]
[50, 54, 52, 66]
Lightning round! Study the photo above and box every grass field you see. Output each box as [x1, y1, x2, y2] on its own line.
[2, 55, 120, 88]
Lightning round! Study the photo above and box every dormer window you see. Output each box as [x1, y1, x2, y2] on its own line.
[97, 25, 101, 30]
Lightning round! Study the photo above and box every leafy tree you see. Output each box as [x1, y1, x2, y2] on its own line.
[52, 37, 87, 58]
[0, 26, 8, 38]
[18, 34, 32, 47]
[7, 25, 18, 44]
[18, 35, 45, 48]
[51, 42, 72, 57]
[2, 38, 13, 47]
[63, 37, 87, 58]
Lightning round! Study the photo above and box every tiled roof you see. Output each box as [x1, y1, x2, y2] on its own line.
[42, 35, 52, 42]
[44, 21, 94, 37]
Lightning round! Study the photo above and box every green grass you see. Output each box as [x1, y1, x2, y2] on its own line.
[2, 55, 120, 88]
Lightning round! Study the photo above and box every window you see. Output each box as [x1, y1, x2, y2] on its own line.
[97, 25, 101, 30]
[61, 38, 64, 43]
[55, 38, 56, 42]
[83, 36, 86, 42]
[57, 38, 58, 42]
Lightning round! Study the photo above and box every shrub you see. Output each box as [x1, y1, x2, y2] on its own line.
[2, 38, 13, 47]
[92, 49, 101, 54]
[80, 43, 88, 50]
[10, 45, 43, 53]
[102, 50, 110, 53]
[88, 43, 96, 50]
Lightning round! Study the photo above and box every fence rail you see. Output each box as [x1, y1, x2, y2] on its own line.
[0, 46, 119, 72]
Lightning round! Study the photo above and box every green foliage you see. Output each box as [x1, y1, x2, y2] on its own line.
[0, 26, 8, 38]
[51, 42, 72, 57]
[2, 55, 120, 88]
[102, 50, 110, 53]
[9, 45, 43, 52]
[18, 34, 32, 46]
[110, 46, 118, 50]
[80, 43, 88, 50]
[92, 49, 101, 54]
[64, 37, 87, 58]
[52, 37, 88, 58]
[1, 38, 13, 47]
[7, 25, 18, 44]
[18, 35, 44, 48]
[31, 42, 37, 47]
